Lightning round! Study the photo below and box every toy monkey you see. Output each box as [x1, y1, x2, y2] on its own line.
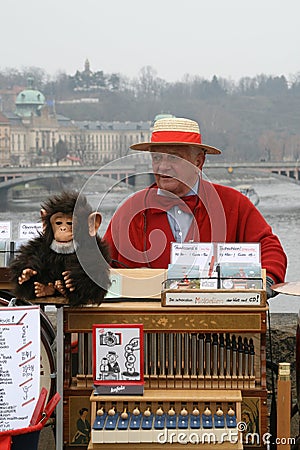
[9, 191, 111, 306]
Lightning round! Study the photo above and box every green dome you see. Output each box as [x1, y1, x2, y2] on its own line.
[152, 113, 175, 126]
[16, 89, 45, 105]
[153, 113, 175, 121]
[15, 77, 46, 117]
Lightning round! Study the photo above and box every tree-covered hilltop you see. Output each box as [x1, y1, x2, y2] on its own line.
[1, 63, 300, 162]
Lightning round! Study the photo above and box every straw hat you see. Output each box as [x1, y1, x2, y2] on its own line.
[130, 117, 221, 154]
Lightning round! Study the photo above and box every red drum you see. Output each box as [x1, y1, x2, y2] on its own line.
[0, 292, 56, 401]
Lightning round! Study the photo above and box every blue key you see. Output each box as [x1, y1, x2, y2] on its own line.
[92, 413, 107, 430]
[190, 415, 201, 429]
[154, 414, 166, 430]
[214, 413, 225, 428]
[177, 414, 189, 429]
[226, 413, 237, 428]
[141, 414, 154, 430]
[166, 414, 177, 429]
[202, 413, 213, 429]
[118, 413, 130, 430]
[105, 413, 119, 430]
[129, 413, 142, 430]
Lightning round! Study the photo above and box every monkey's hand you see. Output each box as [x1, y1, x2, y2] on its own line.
[54, 280, 66, 296]
[34, 282, 55, 297]
[62, 271, 75, 292]
[18, 268, 37, 285]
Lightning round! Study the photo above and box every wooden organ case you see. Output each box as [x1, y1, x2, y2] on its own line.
[62, 269, 268, 449]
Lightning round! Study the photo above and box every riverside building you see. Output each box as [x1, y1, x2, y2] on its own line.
[0, 79, 151, 167]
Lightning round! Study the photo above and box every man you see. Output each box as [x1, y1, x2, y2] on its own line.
[72, 408, 91, 444]
[104, 117, 287, 296]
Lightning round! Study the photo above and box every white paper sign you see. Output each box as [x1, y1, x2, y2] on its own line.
[217, 243, 260, 264]
[0, 306, 40, 431]
[19, 222, 43, 239]
[171, 242, 214, 268]
[0, 222, 11, 240]
[164, 291, 261, 306]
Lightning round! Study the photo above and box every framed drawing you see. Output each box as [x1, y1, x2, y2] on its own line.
[92, 324, 144, 395]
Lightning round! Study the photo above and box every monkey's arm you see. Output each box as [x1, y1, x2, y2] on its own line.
[9, 237, 55, 300]
[18, 268, 37, 284]
[61, 271, 75, 292]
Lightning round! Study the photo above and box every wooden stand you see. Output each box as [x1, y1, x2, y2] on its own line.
[277, 363, 291, 449]
[0, 267, 270, 449]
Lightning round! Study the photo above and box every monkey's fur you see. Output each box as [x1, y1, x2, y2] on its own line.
[9, 191, 111, 306]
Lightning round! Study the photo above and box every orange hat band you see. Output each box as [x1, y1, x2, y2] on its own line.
[151, 130, 202, 144]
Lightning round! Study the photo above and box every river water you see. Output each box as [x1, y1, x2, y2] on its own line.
[1, 168, 299, 313]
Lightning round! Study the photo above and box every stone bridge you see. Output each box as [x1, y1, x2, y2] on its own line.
[1, 161, 300, 183]
[0, 161, 299, 208]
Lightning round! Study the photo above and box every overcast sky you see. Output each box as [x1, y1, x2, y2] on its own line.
[2, 0, 300, 83]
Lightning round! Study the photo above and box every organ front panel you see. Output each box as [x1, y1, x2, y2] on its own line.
[90, 390, 242, 449]
[62, 301, 268, 449]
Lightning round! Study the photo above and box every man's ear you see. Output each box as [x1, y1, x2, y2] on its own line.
[195, 151, 206, 169]
[88, 212, 102, 236]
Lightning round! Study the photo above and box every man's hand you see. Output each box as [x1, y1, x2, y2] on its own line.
[266, 276, 278, 299]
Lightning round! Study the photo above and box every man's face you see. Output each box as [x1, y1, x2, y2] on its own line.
[151, 145, 205, 197]
[108, 353, 116, 362]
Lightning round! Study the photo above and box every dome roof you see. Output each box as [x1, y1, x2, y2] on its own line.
[15, 77, 46, 117]
[16, 89, 45, 105]
[153, 113, 175, 121]
[151, 113, 175, 127]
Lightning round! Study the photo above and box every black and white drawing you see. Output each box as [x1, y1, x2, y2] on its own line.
[93, 324, 144, 386]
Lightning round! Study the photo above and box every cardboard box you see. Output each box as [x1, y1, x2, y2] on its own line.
[106, 268, 167, 299]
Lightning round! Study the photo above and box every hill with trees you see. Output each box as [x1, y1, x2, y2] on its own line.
[1, 62, 300, 162]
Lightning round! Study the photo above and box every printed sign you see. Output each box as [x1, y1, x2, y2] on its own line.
[217, 243, 260, 264]
[0, 222, 11, 240]
[0, 306, 40, 431]
[171, 242, 214, 268]
[18, 222, 43, 239]
[93, 324, 144, 395]
[163, 291, 261, 306]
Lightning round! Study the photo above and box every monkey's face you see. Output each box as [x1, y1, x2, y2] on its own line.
[50, 213, 73, 243]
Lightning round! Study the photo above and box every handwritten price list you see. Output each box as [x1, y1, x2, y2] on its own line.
[0, 306, 40, 431]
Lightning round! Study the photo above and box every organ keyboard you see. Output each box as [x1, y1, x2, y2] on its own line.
[89, 390, 242, 449]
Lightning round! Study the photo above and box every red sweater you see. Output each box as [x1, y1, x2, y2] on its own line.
[104, 181, 287, 284]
